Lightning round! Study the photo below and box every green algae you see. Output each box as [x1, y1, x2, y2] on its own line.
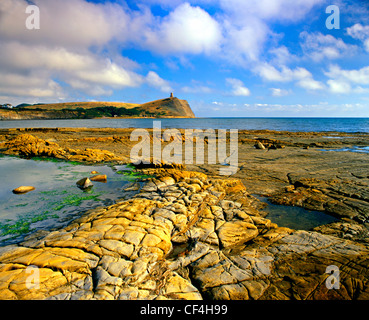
[0, 211, 59, 236]
[0, 156, 137, 245]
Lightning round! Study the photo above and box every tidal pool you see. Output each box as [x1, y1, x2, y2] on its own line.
[0, 155, 141, 245]
[320, 146, 369, 153]
[255, 195, 339, 230]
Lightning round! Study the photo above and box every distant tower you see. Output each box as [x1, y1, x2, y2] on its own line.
[170, 92, 174, 98]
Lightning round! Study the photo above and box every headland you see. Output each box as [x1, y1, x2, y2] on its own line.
[0, 96, 195, 120]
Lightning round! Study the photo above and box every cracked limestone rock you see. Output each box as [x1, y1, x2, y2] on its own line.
[0, 169, 368, 300]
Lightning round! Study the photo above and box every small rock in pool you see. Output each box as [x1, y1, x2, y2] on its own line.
[91, 170, 99, 174]
[76, 177, 93, 189]
[255, 141, 265, 149]
[90, 174, 107, 183]
[12, 186, 35, 194]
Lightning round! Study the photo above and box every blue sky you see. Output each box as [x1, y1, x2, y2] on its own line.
[1, 0, 369, 117]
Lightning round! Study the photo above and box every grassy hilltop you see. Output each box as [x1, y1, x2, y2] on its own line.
[0, 97, 195, 120]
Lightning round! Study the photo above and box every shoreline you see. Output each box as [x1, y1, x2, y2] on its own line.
[0, 128, 368, 299]
[1, 127, 368, 221]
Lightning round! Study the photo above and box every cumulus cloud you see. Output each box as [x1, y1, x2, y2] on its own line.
[216, 0, 324, 64]
[146, 71, 173, 92]
[144, 3, 222, 55]
[346, 23, 369, 52]
[300, 31, 356, 61]
[0, 72, 64, 98]
[325, 64, 369, 94]
[256, 62, 324, 91]
[0, 0, 361, 107]
[0, 41, 144, 98]
[196, 100, 367, 117]
[297, 78, 325, 90]
[327, 80, 352, 94]
[326, 64, 369, 85]
[256, 63, 311, 82]
[270, 88, 290, 97]
[0, 0, 126, 49]
[226, 78, 251, 96]
[0, 0, 174, 102]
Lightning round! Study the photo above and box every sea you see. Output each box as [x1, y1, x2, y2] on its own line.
[0, 117, 369, 133]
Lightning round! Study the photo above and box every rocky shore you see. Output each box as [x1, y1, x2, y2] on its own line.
[0, 128, 368, 300]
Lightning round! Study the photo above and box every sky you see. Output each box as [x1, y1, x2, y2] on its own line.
[1, 0, 369, 117]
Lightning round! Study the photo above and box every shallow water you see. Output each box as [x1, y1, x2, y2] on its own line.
[0, 155, 139, 245]
[255, 196, 339, 230]
[320, 146, 369, 154]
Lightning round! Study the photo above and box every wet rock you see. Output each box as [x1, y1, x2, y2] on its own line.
[76, 178, 93, 190]
[1, 134, 121, 163]
[255, 141, 265, 150]
[123, 182, 140, 192]
[0, 169, 368, 301]
[12, 186, 35, 194]
[90, 174, 107, 182]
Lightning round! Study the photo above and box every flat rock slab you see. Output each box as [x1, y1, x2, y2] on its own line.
[0, 169, 368, 300]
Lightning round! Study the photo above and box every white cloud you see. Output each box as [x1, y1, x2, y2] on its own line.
[270, 88, 290, 97]
[256, 63, 311, 82]
[269, 46, 297, 65]
[226, 78, 251, 96]
[215, 0, 324, 65]
[0, 41, 144, 98]
[146, 71, 173, 93]
[297, 78, 325, 91]
[256, 62, 324, 91]
[326, 64, 369, 85]
[300, 31, 356, 61]
[0, 0, 178, 101]
[327, 80, 352, 94]
[0, 0, 128, 49]
[346, 23, 369, 52]
[196, 101, 369, 117]
[221, 18, 270, 63]
[0, 72, 64, 98]
[144, 3, 222, 55]
[325, 64, 369, 94]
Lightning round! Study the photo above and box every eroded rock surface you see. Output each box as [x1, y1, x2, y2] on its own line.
[0, 134, 121, 163]
[0, 170, 368, 300]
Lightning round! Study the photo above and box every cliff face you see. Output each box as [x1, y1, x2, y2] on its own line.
[0, 97, 195, 120]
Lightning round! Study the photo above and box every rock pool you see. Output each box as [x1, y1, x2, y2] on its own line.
[0, 155, 140, 245]
[255, 195, 339, 230]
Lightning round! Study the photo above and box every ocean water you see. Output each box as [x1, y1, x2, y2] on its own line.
[0, 117, 369, 133]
